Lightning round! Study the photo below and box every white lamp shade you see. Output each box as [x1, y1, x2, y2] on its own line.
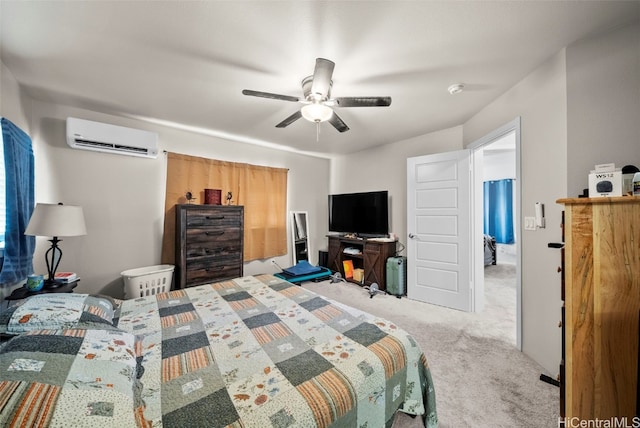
[25, 203, 87, 237]
[301, 103, 333, 123]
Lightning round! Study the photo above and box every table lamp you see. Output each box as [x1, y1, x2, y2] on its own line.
[24, 202, 87, 288]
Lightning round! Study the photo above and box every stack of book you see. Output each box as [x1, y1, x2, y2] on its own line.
[342, 260, 354, 279]
[54, 272, 77, 283]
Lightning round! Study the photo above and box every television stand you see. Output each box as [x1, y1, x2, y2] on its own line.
[326, 235, 396, 291]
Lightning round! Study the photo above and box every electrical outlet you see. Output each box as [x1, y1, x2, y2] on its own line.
[524, 216, 536, 231]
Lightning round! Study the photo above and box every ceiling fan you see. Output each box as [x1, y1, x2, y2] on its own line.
[242, 58, 391, 134]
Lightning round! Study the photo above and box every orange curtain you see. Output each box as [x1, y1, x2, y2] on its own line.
[161, 152, 288, 263]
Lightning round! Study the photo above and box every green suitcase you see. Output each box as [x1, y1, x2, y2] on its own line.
[386, 257, 407, 298]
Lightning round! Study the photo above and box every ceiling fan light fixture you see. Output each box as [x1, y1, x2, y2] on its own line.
[448, 83, 465, 95]
[301, 103, 333, 123]
[243, 58, 391, 133]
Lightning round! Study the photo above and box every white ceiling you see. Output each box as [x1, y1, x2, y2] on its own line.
[1, 1, 638, 157]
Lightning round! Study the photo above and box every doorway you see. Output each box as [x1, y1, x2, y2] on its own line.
[405, 118, 521, 349]
[470, 118, 521, 350]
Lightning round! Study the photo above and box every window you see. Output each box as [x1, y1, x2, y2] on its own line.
[0, 131, 5, 255]
[0, 117, 35, 284]
[161, 152, 288, 263]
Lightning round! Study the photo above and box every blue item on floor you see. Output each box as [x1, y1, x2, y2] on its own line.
[282, 260, 322, 276]
[275, 261, 331, 284]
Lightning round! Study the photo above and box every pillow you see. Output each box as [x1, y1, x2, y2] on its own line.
[0, 293, 118, 335]
[0, 328, 140, 427]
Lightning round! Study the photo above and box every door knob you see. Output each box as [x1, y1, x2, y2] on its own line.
[408, 233, 416, 239]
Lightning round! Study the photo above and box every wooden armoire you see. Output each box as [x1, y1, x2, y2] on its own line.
[557, 196, 640, 420]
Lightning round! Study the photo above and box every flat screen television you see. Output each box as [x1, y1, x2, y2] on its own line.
[328, 190, 389, 237]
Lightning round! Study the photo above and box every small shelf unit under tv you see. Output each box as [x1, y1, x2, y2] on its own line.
[327, 235, 396, 290]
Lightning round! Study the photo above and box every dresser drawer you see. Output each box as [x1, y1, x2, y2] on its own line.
[185, 240, 242, 259]
[186, 256, 243, 286]
[186, 209, 241, 228]
[186, 227, 242, 246]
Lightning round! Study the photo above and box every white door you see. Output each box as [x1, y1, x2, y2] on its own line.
[407, 150, 474, 311]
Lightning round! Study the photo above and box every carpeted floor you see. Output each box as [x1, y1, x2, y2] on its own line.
[302, 264, 559, 428]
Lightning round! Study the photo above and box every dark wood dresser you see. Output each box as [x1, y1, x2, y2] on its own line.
[175, 204, 244, 289]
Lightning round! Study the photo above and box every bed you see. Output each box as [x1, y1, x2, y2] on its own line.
[0, 274, 437, 427]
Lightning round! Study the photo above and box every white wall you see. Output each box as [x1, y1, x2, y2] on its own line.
[329, 126, 463, 254]
[566, 22, 640, 196]
[25, 101, 330, 298]
[483, 150, 516, 181]
[464, 50, 568, 375]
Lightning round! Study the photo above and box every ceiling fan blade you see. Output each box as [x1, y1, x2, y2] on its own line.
[242, 89, 300, 103]
[311, 58, 335, 100]
[275, 110, 303, 128]
[328, 112, 350, 133]
[335, 97, 392, 107]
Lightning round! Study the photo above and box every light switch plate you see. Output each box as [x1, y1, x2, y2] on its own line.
[524, 217, 536, 231]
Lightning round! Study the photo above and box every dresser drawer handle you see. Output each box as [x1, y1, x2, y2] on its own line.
[206, 231, 225, 236]
[204, 247, 227, 255]
[206, 266, 225, 272]
[206, 215, 225, 220]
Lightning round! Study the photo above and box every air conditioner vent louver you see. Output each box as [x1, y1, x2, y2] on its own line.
[73, 139, 150, 154]
[66, 117, 158, 158]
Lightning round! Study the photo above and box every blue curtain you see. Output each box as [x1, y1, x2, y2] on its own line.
[0, 118, 35, 285]
[483, 179, 514, 244]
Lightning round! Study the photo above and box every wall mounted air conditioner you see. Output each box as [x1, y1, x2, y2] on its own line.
[66, 117, 158, 158]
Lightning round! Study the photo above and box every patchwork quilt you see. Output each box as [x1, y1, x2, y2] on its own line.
[0, 275, 437, 427]
[0, 328, 139, 427]
[117, 274, 437, 427]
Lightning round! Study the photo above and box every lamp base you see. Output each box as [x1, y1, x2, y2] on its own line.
[43, 279, 66, 290]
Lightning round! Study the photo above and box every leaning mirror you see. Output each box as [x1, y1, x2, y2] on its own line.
[291, 211, 310, 265]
